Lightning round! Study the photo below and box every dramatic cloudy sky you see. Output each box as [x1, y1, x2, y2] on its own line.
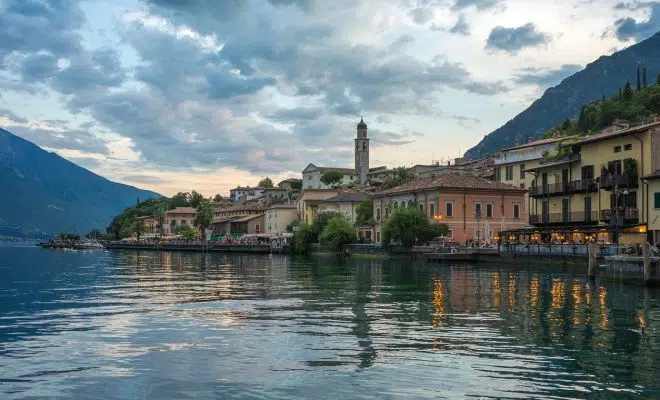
[1, 0, 659, 196]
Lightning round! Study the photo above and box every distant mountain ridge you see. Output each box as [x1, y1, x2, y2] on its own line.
[466, 31, 660, 158]
[0, 128, 161, 237]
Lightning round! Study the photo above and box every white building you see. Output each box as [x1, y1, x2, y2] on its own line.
[318, 192, 371, 224]
[229, 186, 265, 202]
[265, 204, 298, 234]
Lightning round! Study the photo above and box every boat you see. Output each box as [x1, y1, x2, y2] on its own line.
[73, 240, 104, 250]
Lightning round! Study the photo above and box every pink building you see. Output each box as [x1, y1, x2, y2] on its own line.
[163, 207, 197, 235]
[372, 174, 527, 244]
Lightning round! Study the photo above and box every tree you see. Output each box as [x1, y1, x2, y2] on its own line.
[560, 118, 571, 131]
[637, 66, 641, 91]
[383, 167, 414, 189]
[289, 179, 302, 190]
[292, 223, 315, 254]
[657, 72, 660, 85]
[355, 199, 375, 227]
[189, 190, 205, 208]
[173, 223, 192, 235]
[193, 201, 213, 240]
[320, 170, 344, 187]
[213, 194, 223, 202]
[86, 228, 103, 239]
[623, 81, 633, 101]
[643, 67, 648, 87]
[133, 218, 146, 241]
[170, 192, 190, 207]
[312, 210, 344, 240]
[286, 221, 299, 233]
[154, 207, 165, 236]
[320, 216, 356, 252]
[381, 207, 448, 248]
[258, 177, 274, 188]
[181, 229, 197, 241]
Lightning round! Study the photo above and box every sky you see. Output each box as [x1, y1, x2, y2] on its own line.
[1, 0, 659, 197]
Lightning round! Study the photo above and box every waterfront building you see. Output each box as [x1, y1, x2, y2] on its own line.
[136, 215, 156, 234]
[642, 171, 660, 243]
[493, 137, 565, 191]
[163, 207, 197, 235]
[265, 204, 297, 234]
[514, 121, 660, 244]
[372, 174, 527, 244]
[211, 204, 266, 236]
[229, 186, 265, 202]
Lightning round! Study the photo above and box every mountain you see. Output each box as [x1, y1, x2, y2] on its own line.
[466, 31, 660, 158]
[0, 128, 161, 238]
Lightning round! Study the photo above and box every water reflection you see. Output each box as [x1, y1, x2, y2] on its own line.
[0, 247, 659, 399]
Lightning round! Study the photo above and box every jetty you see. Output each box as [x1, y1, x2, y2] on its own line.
[103, 242, 276, 253]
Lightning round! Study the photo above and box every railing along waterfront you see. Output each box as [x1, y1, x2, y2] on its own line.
[500, 243, 619, 258]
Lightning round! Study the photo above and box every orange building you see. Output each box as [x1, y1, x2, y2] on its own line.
[372, 174, 527, 244]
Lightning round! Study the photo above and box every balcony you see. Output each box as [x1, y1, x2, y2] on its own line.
[529, 211, 599, 226]
[599, 173, 639, 190]
[529, 182, 569, 198]
[599, 208, 639, 225]
[568, 178, 598, 193]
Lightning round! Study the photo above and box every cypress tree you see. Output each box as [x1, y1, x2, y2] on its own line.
[623, 81, 633, 101]
[619, 87, 623, 100]
[643, 67, 648, 87]
[636, 66, 641, 91]
[657, 72, 660, 85]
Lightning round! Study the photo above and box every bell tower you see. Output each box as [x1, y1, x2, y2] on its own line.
[354, 117, 370, 184]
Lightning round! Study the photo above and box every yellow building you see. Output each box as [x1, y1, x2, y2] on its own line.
[493, 137, 564, 191]
[641, 171, 660, 243]
[265, 204, 297, 234]
[516, 121, 660, 244]
[295, 189, 342, 224]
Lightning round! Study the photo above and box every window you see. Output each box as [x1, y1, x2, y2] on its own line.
[419, 204, 424, 212]
[520, 183, 525, 189]
[488, 230, 493, 239]
[475, 203, 482, 217]
[376, 231, 381, 243]
[655, 193, 660, 209]
[385, 208, 389, 219]
[520, 164, 525, 179]
[505, 166, 513, 181]
[475, 229, 482, 240]
[308, 174, 312, 180]
[446, 229, 453, 239]
[486, 203, 493, 218]
[624, 144, 632, 151]
[614, 145, 622, 153]
[376, 208, 381, 220]
[494, 167, 501, 181]
[362, 142, 367, 151]
[581, 165, 595, 179]
[170, 220, 176, 226]
[513, 204, 520, 219]
[429, 203, 436, 217]
[393, 201, 398, 208]
[446, 201, 454, 217]
[255, 224, 260, 233]
[408, 200, 413, 208]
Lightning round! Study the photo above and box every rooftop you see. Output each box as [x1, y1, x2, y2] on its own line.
[501, 137, 563, 152]
[641, 170, 660, 181]
[232, 214, 264, 223]
[374, 174, 526, 196]
[266, 204, 296, 210]
[166, 207, 197, 214]
[577, 120, 660, 145]
[316, 166, 356, 174]
[215, 204, 266, 212]
[322, 192, 371, 203]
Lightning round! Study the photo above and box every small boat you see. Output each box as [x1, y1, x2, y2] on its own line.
[73, 240, 104, 250]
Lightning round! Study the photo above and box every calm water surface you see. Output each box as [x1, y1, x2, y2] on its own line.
[1, 246, 659, 399]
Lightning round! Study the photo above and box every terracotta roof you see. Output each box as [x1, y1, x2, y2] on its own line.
[263, 187, 287, 191]
[212, 216, 242, 224]
[166, 207, 197, 214]
[266, 204, 296, 209]
[231, 186, 265, 191]
[374, 174, 526, 196]
[316, 166, 356, 174]
[231, 214, 264, 223]
[304, 199, 326, 205]
[322, 192, 371, 203]
[502, 137, 563, 151]
[577, 120, 660, 145]
[215, 204, 266, 212]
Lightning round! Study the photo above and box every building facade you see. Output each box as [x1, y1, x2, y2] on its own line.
[163, 207, 197, 235]
[265, 205, 297, 234]
[372, 175, 527, 244]
[318, 192, 371, 225]
[295, 189, 344, 224]
[229, 186, 265, 202]
[642, 171, 660, 243]
[520, 121, 660, 244]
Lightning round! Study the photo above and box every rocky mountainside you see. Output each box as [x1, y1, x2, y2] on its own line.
[466, 32, 660, 158]
[0, 128, 161, 238]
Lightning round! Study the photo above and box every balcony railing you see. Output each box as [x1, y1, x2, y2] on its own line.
[568, 178, 598, 193]
[529, 182, 569, 197]
[599, 173, 639, 189]
[539, 152, 581, 165]
[599, 208, 639, 225]
[529, 211, 598, 225]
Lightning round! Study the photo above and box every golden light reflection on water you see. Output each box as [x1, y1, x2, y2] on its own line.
[572, 281, 582, 327]
[432, 277, 445, 328]
[492, 272, 501, 309]
[551, 279, 565, 311]
[530, 276, 539, 312]
[507, 273, 516, 312]
[598, 286, 609, 332]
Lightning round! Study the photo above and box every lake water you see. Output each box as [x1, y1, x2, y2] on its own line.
[1, 245, 659, 399]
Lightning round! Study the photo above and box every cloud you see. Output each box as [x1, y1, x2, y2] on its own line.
[409, 7, 434, 24]
[6, 125, 110, 155]
[452, 0, 501, 11]
[388, 34, 416, 52]
[514, 64, 583, 87]
[0, 108, 28, 124]
[486, 23, 551, 53]
[369, 129, 417, 146]
[121, 175, 166, 184]
[613, 2, 660, 41]
[449, 14, 470, 36]
[67, 156, 103, 169]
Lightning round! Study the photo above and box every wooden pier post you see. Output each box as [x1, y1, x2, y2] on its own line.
[643, 242, 652, 286]
[588, 242, 597, 280]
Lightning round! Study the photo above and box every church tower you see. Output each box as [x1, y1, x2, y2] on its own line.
[355, 117, 370, 184]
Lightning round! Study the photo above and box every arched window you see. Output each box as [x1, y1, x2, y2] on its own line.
[429, 203, 435, 217]
[393, 201, 398, 208]
[408, 200, 413, 208]
[362, 142, 367, 151]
